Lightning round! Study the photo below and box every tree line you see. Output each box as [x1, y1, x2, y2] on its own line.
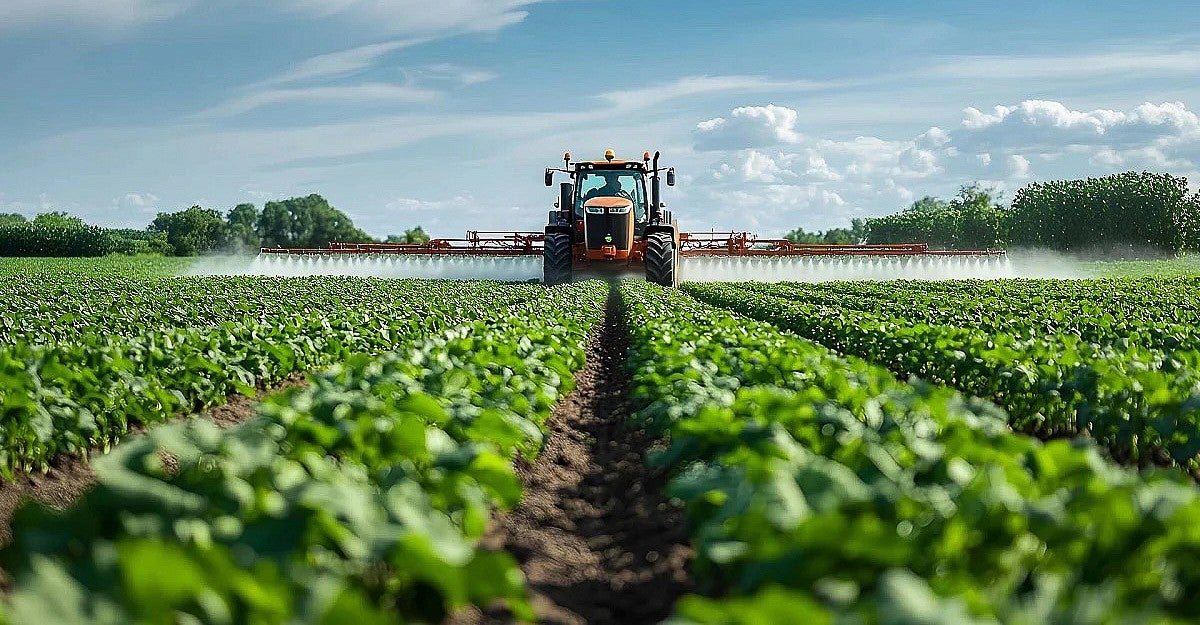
[0, 194, 430, 257]
[795, 171, 1200, 255]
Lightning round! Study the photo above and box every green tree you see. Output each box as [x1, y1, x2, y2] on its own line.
[257, 202, 292, 249]
[226, 203, 260, 252]
[256, 194, 373, 249]
[784, 227, 857, 245]
[150, 205, 229, 256]
[0, 213, 26, 227]
[32, 211, 86, 229]
[865, 186, 1006, 249]
[949, 184, 1007, 250]
[386, 226, 431, 244]
[903, 196, 950, 214]
[850, 218, 869, 244]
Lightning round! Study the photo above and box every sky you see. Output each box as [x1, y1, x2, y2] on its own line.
[2, 0, 1199, 238]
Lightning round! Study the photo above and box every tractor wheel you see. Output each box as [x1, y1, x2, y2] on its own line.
[543, 232, 573, 285]
[645, 231, 677, 288]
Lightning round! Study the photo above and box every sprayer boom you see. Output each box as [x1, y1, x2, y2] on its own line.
[259, 232, 545, 256]
[678, 232, 1006, 257]
[260, 231, 1005, 259]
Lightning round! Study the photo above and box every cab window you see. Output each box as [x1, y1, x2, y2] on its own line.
[575, 171, 647, 222]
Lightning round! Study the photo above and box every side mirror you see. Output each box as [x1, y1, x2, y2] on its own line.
[659, 202, 667, 209]
[545, 169, 554, 187]
[666, 168, 676, 186]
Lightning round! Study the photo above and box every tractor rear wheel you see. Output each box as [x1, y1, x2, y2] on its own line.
[543, 232, 573, 285]
[644, 231, 677, 288]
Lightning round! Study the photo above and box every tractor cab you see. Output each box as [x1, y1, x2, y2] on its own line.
[543, 149, 680, 287]
[573, 167, 649, 231]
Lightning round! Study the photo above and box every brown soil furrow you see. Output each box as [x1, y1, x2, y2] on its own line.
[0, 374, 307, 547]
[457, 293, 693, 624]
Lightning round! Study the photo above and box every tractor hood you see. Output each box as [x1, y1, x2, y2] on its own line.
[583, 197, 633, 214]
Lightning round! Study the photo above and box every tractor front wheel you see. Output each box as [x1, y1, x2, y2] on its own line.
[543, 232, 573, 285]
[644, 231, 678, 288]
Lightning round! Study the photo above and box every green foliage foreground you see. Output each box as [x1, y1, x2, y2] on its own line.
[0, 281, 605, 624]
[625, 282, 1200, 624]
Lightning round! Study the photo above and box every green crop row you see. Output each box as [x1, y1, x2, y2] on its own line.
[621, 281, 1200, 623]
[0, 276, 540, 346]
[0, 281, 606, 624]
[685, 282, 1200, 473]
[741, 279, 1200, 351]
[0, 256, 190, 278]
[0, 279, 540, 477]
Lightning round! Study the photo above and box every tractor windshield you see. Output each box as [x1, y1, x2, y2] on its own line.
[576, 171, 647, 222]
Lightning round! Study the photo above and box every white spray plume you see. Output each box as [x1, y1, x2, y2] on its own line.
[183, 249, 1092, 283]
[680, 249, 1091, 283]
[184, 255, 543, 281]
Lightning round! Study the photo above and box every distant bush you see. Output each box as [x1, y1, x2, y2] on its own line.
[858, 172, 1200, 254]
[866, 186, 1007, 250]
[1008, 171, 1200, 254]
[0, 223, 114, 257]
[105, 229, 173, 256]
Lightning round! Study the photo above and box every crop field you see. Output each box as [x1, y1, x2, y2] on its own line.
[1, 258, 1200, 624]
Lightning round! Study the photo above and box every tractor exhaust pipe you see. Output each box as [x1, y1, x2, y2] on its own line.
[651, 151, 662, 223]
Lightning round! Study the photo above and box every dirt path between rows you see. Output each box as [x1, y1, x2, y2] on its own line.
[0, 374, 307, 546]
[453, 293, 693, 625]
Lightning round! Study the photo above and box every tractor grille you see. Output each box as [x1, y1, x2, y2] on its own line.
[584, 212, 631, 251]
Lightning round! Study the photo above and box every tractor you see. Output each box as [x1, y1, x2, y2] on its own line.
[543, 150, 679, 286]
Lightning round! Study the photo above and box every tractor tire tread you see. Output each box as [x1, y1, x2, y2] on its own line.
[544, 232, 573, 285]
[645, 232, 677, 288]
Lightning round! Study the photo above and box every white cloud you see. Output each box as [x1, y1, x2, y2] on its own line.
[739, 150, 789, 183]
[600, 76, 834, 113]
[695, 105, 804, 150]
[416, 63, 497, 86]
[263, 40, 426, 87]
[113, 192, 160, 207]
[689, 100, 1200, 233]
[928, 49, 1200, 80]
[196, 82, 440, 118]
[0, 0, 193, 30]
[3, 1, 545, 37]
[386, 194, 474, 212]
[1008, 154, 1031, 178]
[271, 0, 547, 35]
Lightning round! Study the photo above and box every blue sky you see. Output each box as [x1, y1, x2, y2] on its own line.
[2, 1, 1199, 238]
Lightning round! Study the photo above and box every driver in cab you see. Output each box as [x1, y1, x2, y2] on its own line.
[583, 176, 630, 201]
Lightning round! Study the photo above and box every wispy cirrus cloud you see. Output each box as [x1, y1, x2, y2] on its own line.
[260, 39, 428, 87]
[926, 48, 1200, 80]
[194, 82, 441, 118]
[270, 0, 549, 35]
[598, 75, 842, 113]
[0, 0, 194, 30]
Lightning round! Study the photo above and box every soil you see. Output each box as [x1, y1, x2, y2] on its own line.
[451, 294, 693, 625]
[0, 374, 307, 546]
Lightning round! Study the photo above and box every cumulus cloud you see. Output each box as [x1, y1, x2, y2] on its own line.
[695, 105, 804, 150]
[114, 192, 160, 207]
[689, 100, 1200, 233]
[956, 100, 1200, 151]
